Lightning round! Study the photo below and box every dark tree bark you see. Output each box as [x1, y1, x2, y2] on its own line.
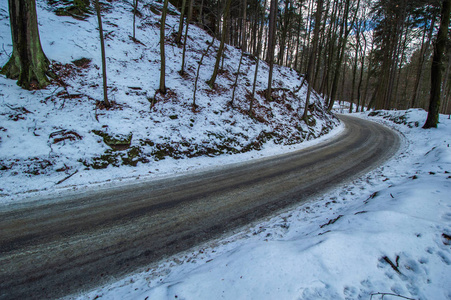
[293, 2, 304, 71]
[159, 0, 169, 94]
[180, 0, 193, 74]
[132, 0, 139, 39]
[175, 0, 187, 45]
[424, 0, 450, 128]
[207, 0, 232, 88]
[241, 0, 247, 52]
[278, 0, 292, 65]
[193, 38, 215, 108]
[266, 0, 278, 101]
[357, 25, 367, 112]
[442, 51, 451, 113]
[1, 0, 50, 90]
[230, 51, 244, 107]
[411, 16, 436, 108]
[302, 0, 323, 122]
[249, 0, 266, 116]
[327, 0, 360, 112]
[94, 0, 111, 108]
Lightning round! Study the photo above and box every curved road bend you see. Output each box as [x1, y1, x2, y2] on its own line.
[0, 115, 400, 299]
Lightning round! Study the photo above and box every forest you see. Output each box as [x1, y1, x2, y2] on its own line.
[166, 0, 451, 116]
[2, 0, 451, 119]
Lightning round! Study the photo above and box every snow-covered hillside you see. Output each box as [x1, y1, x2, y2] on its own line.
[0, 0, 338, 198]
[73, 109, 451, 300]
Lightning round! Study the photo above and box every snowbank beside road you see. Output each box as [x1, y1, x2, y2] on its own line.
[74, 109, 451, 300]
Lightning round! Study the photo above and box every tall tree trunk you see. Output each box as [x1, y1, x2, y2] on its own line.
[180, 0, 193, 74]
[132, 0, 138, 39]
[293, 2, 303, 71]
[327, 0, 360, 112]
[241, 0, 247, 52]
[441, 51, 451, 113]
[198, 0, 204, 29]
[364, 41, 374, 110]
[411, 16, 436, 108]
[266, 0, 278, 101]
[385, 8, 406, 110]
[159, 0, 169, 94]
[424, 0, 451, 128]
[208, 0, 232, 88]
[357, 27, 366, 112]
[175, 0, 187, 45]
[312, 0, 329, 89]
[193, 38, 215, 108]
[95, 0, 110, 107]
[302, 0, 323, 122]
[230, 52, 244, 107]
[249, 0, 266, 116]
[278, 0, 291, 65]
[1, 0, 50, 90]
[350, 23, 360, 113]
[320, 0, 340, 97]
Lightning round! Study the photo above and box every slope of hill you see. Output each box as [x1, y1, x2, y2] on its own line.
[0, 0, 338, 198]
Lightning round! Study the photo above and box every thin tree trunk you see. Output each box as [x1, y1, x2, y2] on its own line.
[193, 38, 215, 108]
[357, 26, 367, 112]
[132, 0, 138, 39]
[327, 0, 360, 112]
[242, 0, 247, 52]
[175, 0, 187, 45]
[364, 41, 374, 110]
[320, 0, 340, 96]
[95, 0, 111, 107]
[278, 0, 291, 65]
[180, 0, 193, 74]
[198, 0, 204, 29]
[411, 16, 436, 108]
[231, 52, 244, 107]
[159, 0, 169, 94]
[302, 0, 323, 122]
[441, 52, 451, 113]
[208, 0, 232, 88]
[294, 2, 303, 71]
[266, 0, 278, 101]
[350, 29, 360, 113]
[249, 0, 266, 116]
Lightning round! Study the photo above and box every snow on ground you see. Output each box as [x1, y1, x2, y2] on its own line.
[0, 0, 338, 202]
[71, 109, 451, 300]
[1, 2, 450, 299]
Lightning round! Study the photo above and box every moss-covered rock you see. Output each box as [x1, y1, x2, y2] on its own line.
[93, 130, 133, 150]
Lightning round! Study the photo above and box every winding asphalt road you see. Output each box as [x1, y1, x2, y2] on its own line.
[0, 115, 400, 300]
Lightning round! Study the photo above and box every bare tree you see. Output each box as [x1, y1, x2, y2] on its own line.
[175, 0, 187, 45]
[159, 0, 169, 94]
[266, 0, 278, 101]
[302, 0, 323, 122]
[208, 0, 233, 88]
[94, 0, 111, 108]
[132, 0, 139, 39]
[180, 0, 193, 75]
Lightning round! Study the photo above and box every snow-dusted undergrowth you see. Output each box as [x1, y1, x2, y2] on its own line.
[0, 0, 337, 198]
[72, 109, 451, 300]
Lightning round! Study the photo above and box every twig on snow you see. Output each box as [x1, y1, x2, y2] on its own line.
[56, 170, 79, 185]
[370, 292, 416, 300]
